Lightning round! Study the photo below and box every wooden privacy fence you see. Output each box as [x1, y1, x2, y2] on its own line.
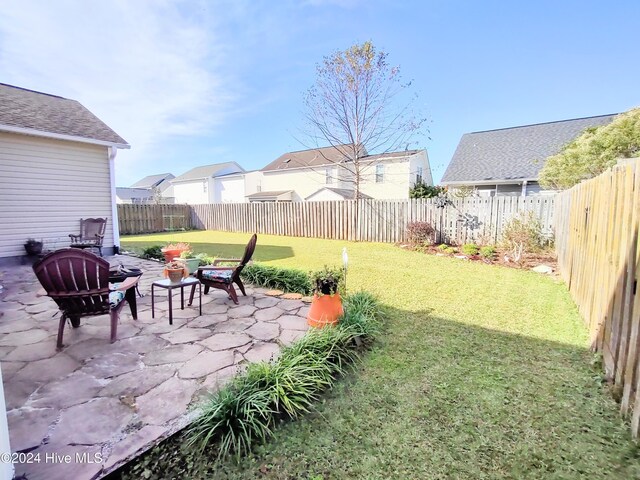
[189, 196, 554, 244]
[554, 159, 640, 437]
[117, 204, 192, 235]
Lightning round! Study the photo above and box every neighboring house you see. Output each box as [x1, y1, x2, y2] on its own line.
[254, 145, 432, 202]
[115, 187, 155, 204]
[0, 83, 129, 261]
[116, 173, 175, 204]
[171, 162, 245, 204]
[441, 114, 616, 196]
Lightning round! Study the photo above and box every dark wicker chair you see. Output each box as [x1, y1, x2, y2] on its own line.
[197, 234, 257, 304]
[69, 218, 107, 256]
[33, 248, 138, 350]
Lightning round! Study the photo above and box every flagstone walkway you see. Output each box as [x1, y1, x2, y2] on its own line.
[0, 255, 309, 480]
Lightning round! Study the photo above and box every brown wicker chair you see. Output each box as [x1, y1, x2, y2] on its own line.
[33, 248, 138, 350]
[69, 218, 107, 256]
[197, 234, 257, 304]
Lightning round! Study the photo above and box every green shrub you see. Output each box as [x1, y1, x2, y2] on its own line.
[479, 245, 496, 260]
[309, 265, 344, 295]
[444, 246, 456, 254]
[406, 221, 435, 245]
[437, 243, 449, 251]
[185, 292, 382, 460]
[142, 245, 163, 260]
[195, 253, 216, 267]
[242, 263, 312, 295]
[461, 243, 479, 256]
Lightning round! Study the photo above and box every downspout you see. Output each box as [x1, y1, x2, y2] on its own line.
[109, 147, 121, 253]
[521, 180, 528, 197]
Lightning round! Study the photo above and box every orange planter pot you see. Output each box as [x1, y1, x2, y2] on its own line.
[307, 293, 343, 328]
[162, 249, 182, 264]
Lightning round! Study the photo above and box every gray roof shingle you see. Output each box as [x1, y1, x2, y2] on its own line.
[171, 162, 244, 182]
[130, 173, 174, 189]
[261, 145, 365, 171]
[0, 83, 128, 146]
[441, 114, 616, 183]
[262, 145, 420, 172]
[305, 187, 372, 200]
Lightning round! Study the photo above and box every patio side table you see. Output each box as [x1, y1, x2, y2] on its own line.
[151, 277, 202, 325]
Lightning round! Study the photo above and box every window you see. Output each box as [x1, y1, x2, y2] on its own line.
[375, 164, 384, 183]
[416, 166, 423, 184]
[325, 167, 333, 185]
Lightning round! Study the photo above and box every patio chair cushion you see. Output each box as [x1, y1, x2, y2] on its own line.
[109, 290, 125, 308]
[200, 269, 233, 283]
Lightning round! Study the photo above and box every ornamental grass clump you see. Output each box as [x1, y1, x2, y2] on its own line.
[185, 292, 382, 461]
[241, 263, 312, 294]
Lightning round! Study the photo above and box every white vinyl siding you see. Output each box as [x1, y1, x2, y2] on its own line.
[0, 132, 114, 258]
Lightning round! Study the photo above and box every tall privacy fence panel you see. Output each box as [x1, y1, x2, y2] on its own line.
[117, 204, 192, 235]
[554, 159, 640, 437]
[186, 196, 554, 244]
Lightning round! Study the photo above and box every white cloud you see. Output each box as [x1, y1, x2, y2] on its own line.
[0, 0, 235, 183]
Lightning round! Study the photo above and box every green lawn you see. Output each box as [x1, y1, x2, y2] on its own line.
[119, 231, 640, 479]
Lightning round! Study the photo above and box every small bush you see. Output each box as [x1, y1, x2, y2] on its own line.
[242, 263, 312, 295]
[142, 245, 163, 260]
[479, 245, 496, 260]
[444, 246, 456, 254]
[309, 265, 344, 296]
[437, 243, 449, 251]
[185, 292, 383, 460]
[406, 221, 435, 246]
[501, 211, 543, 263]
[195, 253, 216, 267]
[461, 243, 479, 256]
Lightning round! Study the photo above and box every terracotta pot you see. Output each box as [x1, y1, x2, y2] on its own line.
[166, 268, 184, 284]
[162, 248, 182, 264]
[307, 293, 343, 328]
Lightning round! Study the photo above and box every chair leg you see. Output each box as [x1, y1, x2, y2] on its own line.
[235, 278, 247, 296]
[56, 315, 66, 350]
[110, 310, 119, 343]
[204, 284, 210, 295]
[227, 285, 239, 304]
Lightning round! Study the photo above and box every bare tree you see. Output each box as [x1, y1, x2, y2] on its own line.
[303, 41, 427, 200]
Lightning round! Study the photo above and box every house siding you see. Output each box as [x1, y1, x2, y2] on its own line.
[172, 180, 210, 204]
[358, 160, 411, 199]
[214, 176, 245, 203]
[0, 132, 114, 258]
[261, 169, 327, 201]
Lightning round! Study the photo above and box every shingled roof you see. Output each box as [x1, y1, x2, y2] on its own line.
[0, 83, 129, 147]
[441, 114, 616, 184]
[130, 173, 174, 189]
[262, 145, 365, 172]
[171, 162, 244, 182]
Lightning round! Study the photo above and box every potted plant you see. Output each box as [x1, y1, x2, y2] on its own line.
[24, 238, 43, 256]
[306, 266, 344, 328]
[161, 242, 190, 264]
[175, 250, 200, 275]
[163, 261, 188, 284]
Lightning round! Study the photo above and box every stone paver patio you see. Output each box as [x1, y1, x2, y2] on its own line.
[0, 256, 310, 480]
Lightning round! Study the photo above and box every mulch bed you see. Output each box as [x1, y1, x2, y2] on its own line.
[397, 243, 557, 272]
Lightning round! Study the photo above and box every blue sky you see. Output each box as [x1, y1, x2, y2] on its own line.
[1, 0, 638, 186]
